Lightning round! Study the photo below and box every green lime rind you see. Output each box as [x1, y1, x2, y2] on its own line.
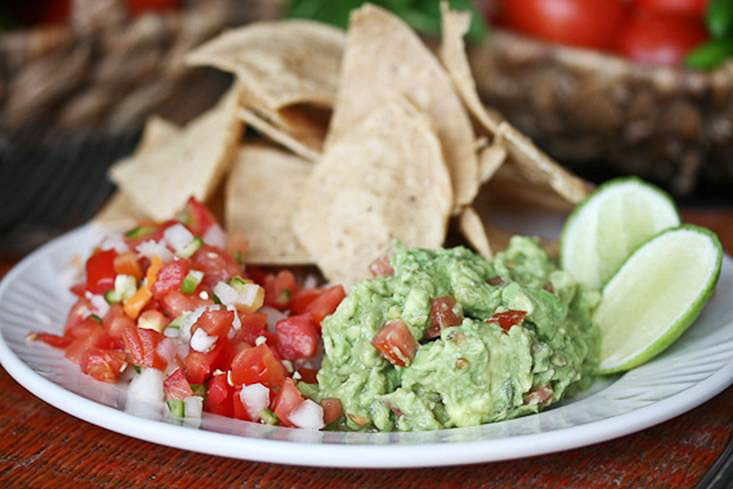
[596, 224, 723, 375]
[560, 176, 680, 289]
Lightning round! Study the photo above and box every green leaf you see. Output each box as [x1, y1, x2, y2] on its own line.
[685, 38, 733, 71]
[707, 0, 733, 39]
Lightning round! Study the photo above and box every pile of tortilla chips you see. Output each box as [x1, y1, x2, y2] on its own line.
[100, 3, 592, 286]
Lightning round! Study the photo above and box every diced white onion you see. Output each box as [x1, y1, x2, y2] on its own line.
[128, 368, 164, 405]
[85, 292, 110, 318]
[203, 224, 228, 249]
[184, 395, 203, 418]
[281, 360, 294, 373]
[190, 327, 217, 353]
[99, 233, 129, 253]
[180, 306, 206, 341]
[163, 224, 195, 254]
[261, 306, 287, 332]
[156, 338, 177, 364]
[255, 336, 267, 346]
[240, 383, 270, 421]
[303, 274, 319, 290]
[288, 399, 325, 430]
[213, 282, 239, 306]
[163, 327, 179, 338]
[238, 284, 260, 306]
[227, 305, 241, 331]
[136, 240, 173, 262]
[199, 290, 209, 300]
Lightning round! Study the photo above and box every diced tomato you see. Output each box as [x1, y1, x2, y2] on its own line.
[246, 266, 269, 287]
[369, 255, 394, 277]
[486, 310, 527, 332]
[425, 296, 463, 339]
[226, 231, 249, 262]
[616, 11, 708, 65]
[164, 368, 194, 401]
[235, 312, 268, 345]
[371, 320, 417, 368]
[125, 0, 180, 17]
[122, 325, 167, 370]
[113, 251, 143, 281]
[65, 297, 93, 333]
[205, 373, 234, 417]
[102, 304, 135, 343]
[191, 245, 242, 287]
[221, 338, 251, 368]
[321, 398, 343, 425]
[64, 326, 116, 365]
[86, 249, 118, 294]
[69, 283, 86, 297]
[180, 197, 217, 236]
[264, 271, 299, 310]
[524, 386, 554, 405]
[82, 348, 127, 383]
[634, 0, 708, 17]
[230, 344, 287, 389]
[31, 333, 72, 349]
[160, 290, 211, 318]
[275, 314, 319, 361]
[297, 367, 318, 384]
[184, 340, 225, 384]
[65, 316, 100, 340]
[303, 285, 345, 324]
[151, 259, 189, 300]
[272, 378, 304, 427]
[289, 288, 322, 315]
[232, 387, 251, 420]
[196, 309, 234, 338]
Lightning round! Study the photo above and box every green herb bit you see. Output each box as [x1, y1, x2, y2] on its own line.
[686, 38, 733, 71]
[167, 399, 185, 418]
[259, 408, 279, 425]
[125, 225, 156, 239]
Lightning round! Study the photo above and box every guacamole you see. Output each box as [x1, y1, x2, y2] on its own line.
[316, 237, 601, 431]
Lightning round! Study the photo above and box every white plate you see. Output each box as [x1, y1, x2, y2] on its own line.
[1, 223, 732, 468]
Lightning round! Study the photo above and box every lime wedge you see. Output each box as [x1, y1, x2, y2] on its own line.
[596, 225, 723, 374]
[561, 177, 680, 290]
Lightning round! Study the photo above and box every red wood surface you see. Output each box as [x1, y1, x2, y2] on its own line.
[0, 209, 730, 488]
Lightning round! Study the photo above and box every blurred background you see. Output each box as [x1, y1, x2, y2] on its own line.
[1, 0, 731, 257]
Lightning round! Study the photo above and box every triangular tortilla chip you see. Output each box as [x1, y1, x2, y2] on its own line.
[226, 144, 312, 264]
[134, 117, 180, 155]
[439, 4, 589, 205]
[109, 85, 243, 221]
[294, 99, 452, 285]
[327, 4, 478, 212]
[239, 108, 321, 162]
[458, 205, 492, 260]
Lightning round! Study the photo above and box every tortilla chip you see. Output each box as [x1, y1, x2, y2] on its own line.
[439, 4, 502, 134]
[478, 142, 507, 184]
[293, 99, 452, 285]
[239, 108, 321, 162]
[458, 206, 492, 260]
[327, 4, 478, 212]
[226, 144, 312, 264]
[134, 117, 180, 155]
[186, 20, 344, 111]
[109, 85, 243, 221]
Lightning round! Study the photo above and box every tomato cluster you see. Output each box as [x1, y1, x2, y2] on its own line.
[31, 197, 346, 427]
[496, 0, 712, 66]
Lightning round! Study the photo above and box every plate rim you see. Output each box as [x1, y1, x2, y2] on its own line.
[0, 223, 732, 468]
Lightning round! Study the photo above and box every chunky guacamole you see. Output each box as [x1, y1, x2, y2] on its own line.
[316, 237, 600, 431]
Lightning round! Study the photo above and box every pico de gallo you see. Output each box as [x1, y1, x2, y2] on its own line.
[29, 197, 346, 430]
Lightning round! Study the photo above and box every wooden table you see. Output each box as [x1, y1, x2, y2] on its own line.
[0, 209, 731, 488]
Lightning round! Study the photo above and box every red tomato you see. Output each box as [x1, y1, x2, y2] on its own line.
[113, 252, 143, 281]
[425, 296, 463, 339]
[164, 368, 194, 401]
[179, 197, 217, 236]
[272, 378, 304, 427]
[31, 333, 72, 349]
[246, 266, 269, 287]
[221, 338, 251, 368]
[191, 245, 242, 287]
[160, 290, 212, 318]
[616, 12, 708, 65]
[232, 387, 251, 420]
[524, 386, 554, 404]
[275, 314, 319, 361]
[196, 309, 234, 338]
[151, 260, 189, 300]
[184, 341, 225, 384]
[103, 304, 135, 341]
[321, 398, 343, 425]
[82, 348, 127, 383]
[289, 288, 323, 315]
[303, 286, 345, 324]
[486, 310, 527, 332]
[230, 344, 287, 389]
[234, 312, 268, 345]
[264, 271, 300, 310]
[64, 326, 116, 365]
[297, 367, 318, 384]
[371, 320, 417, 367]
[126, 0, 179, 17]
[65, 297, 93, 332]
[69, 283, 86, 297]
[85, 249, 118, 294]
[122, 326, 167, 370]
[368, 255, 394, 277]
[501, 0, 628, 50]
[634, 0, 707, 16]
[205, 373, 234, 417]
